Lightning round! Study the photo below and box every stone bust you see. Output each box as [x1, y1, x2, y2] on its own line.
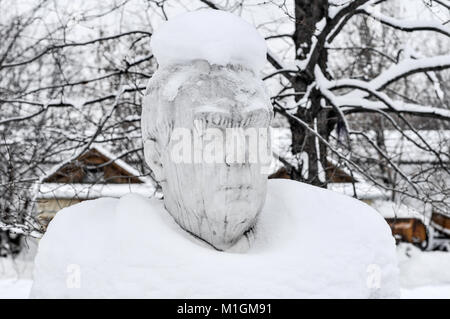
[141, 10, 273, 251]
[141, 60, 273, 251]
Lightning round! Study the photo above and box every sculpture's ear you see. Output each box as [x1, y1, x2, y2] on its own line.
[143, 137, 164, 183]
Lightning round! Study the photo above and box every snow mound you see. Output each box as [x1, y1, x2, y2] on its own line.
[30, 179, 399, 298]
[397, 243, 450, 288]
[150, 10, 267, 72]
[0, 279, 33, 299]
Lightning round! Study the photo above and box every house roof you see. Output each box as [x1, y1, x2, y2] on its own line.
[37, 144, 155, 200]
[91, 145, 148, 182]
[42, 144, 151, 184]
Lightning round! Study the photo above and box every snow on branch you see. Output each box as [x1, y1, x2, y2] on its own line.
[305, 0, 371, 74]
[368, 55, 450, 90]
[328, 55, 450, 92]
[0, 85, 146, 125]
[315, 67, 450, 121]
[361, 6, 450, 37]
[273, 101, 421, 196]
[315, 54, 450, 120]
[433, 0, 450, 10]
[0, 30, 152, 69]
[0, 221, 43, 238]
[340, 99, 450, 120]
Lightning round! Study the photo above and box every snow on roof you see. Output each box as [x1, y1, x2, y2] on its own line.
[40, 144, 152, 185]
[91, 144, 151, 184]
[371, 200, 425, 221]
[150, 10, 267, 72]
[38, 183, 155, 200]
[37, 144, 155, 200]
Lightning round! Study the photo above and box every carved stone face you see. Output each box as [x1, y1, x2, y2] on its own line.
[142, 60, 273, 250]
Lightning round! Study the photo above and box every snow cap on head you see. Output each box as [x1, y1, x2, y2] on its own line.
[150, 9, 267, 72]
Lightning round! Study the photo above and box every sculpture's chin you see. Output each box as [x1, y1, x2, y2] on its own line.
[162, 185, 264, 251]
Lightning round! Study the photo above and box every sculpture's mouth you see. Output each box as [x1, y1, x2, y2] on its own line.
[219, 185, 255, 202]
[221, 185, 253, 191]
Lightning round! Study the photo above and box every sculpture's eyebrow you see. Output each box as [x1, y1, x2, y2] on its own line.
[194, 105, 230, 114]
[245, 102, 268, 112]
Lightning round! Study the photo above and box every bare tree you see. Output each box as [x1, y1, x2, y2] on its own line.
[0, 0, 157, 238]
[198, 0, 450, 217]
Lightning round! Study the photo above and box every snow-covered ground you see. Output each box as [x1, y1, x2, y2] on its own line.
[401, 285, 450, 299]
[0, 242, 448, 298]
[0, 279, 33, 299]
[397, 243, 450, 298]
[0, 255, 34, 299]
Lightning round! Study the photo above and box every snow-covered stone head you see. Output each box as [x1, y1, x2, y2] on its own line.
[142, 10, 273, 250]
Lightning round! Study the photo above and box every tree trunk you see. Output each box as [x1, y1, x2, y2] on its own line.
[289, 0, 331, 187]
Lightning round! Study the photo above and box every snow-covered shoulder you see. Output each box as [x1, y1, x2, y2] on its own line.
[262, 179, 399, 298]
[150, 10, 267, 72]
[31, 180, 399, 298]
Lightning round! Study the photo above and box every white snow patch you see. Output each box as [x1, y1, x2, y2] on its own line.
[0, 238, 37, 280]
[38, 183, 155, 200]
[401, 285, 450, 299]
[397, 243, 450, 289]
[0, 278, 33, 299]
[31, 179, 399, 298]
[151, 10, 267, 72]
[5, 242, 450, 299]
[0, 239, 37, 298]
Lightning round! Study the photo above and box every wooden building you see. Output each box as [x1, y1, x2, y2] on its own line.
[429, 211, 450, 251]
[385, 218, 428, 247]
[36, 145, 154, 227]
